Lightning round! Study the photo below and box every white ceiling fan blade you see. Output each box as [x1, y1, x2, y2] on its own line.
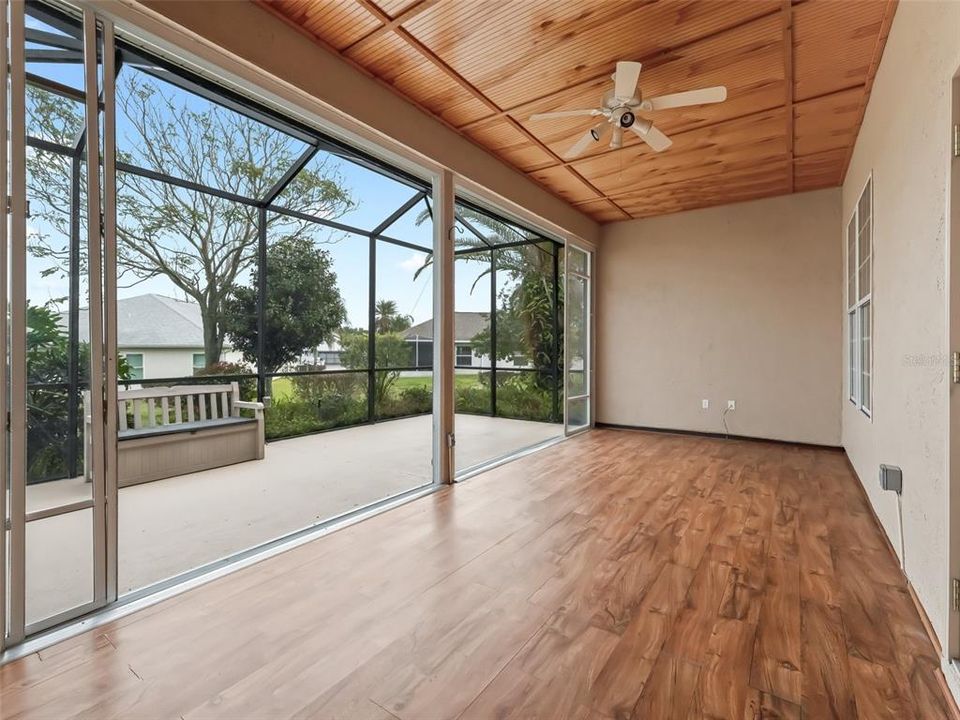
[564, 123, 607, 160]
[529, 109, 601, 121]
[629, 119, 672, 152]
[643, 86, 727, 111]
[610, 126, 623, 150]
[613, 61, 642, 101]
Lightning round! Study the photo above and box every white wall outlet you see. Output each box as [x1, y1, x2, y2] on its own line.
[702, 399, 709, 410]
[727, 400, 736, 410]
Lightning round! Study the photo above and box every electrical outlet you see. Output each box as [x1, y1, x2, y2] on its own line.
[702, 399, 709, 410]
[727, 400, 736, 410]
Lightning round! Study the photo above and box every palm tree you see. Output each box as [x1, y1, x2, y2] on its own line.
[414, 206, 561, 386]
[374, 299, 413, 334]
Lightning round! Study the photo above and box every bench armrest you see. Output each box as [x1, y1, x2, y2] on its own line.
[234, 400, 265, 418]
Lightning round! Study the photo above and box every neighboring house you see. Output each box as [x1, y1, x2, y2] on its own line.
[401, 312, 532, 369]
[297, 337, 345, 369]
[64, 293, 242, 381]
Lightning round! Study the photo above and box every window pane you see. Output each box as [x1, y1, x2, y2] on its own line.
[374, 241, 433, 418]
[848, 311, 857, 402]
[567, 274, 588, 398]
[25, 6, 85, 93]
[847, 217, 857, 308]
[115, 63, 312, 200]
[858, 217, 872, 301]
[26, 509, 94, 626]
[261, 217, 368, 427]
[493, 243, 561, 423]
[568, 246, 588, 276]
[858, 178, 872, 230]
[116, 172, 259, 382]
[272, 150, 424, 233]
[860, 302, 871, 412]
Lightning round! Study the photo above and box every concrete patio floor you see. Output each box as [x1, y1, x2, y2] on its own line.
[23, 413, 561, 626]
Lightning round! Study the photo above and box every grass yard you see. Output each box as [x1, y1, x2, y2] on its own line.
[270, 372, 484, 402]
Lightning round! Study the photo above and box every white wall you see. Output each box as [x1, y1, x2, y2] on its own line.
[841, 0, 960, 663]
[597, 189, 842, 446]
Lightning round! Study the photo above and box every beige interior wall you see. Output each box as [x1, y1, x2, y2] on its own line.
[840, 0, 960, 662]
[597, 189, 842, 446]
[132, 0, 599, 246]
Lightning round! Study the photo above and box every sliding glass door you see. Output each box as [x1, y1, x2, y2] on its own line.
[6, 2, 110, 640]
[565, 244, 592, 434]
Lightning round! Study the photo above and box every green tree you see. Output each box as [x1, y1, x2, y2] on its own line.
[25, 70, 354, 365]
[340, 320, 414, 406]
[221, 236, 347, 374]
[374, 299, 413, 334]
[27, 302, 131, 483]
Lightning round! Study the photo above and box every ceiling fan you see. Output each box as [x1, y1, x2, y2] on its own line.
[529, 61, 727, 159]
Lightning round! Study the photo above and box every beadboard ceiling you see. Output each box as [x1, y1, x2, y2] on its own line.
[259, 0, 896, 223]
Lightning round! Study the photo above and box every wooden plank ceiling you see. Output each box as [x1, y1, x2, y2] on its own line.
[260, 0, 896, 223]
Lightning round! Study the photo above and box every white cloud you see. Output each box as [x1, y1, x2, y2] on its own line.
[399, 253, 424, 272]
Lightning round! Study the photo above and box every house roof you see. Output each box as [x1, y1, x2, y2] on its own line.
[402, 312, 489, 344]
[65, 293, 210, 349]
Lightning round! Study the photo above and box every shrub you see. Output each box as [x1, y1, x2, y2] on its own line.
[377, 384, 432, 419]
[193, 361, 257, 400]
[265, 371, 367, 439]
[456, 384, 491, 415]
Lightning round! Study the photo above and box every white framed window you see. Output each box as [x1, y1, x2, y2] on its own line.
[192, 353, 206, 373]
[847, 175, 872, 416]
[124, 352, 144, 381]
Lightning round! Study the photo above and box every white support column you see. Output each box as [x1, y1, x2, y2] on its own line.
[432, 169, 455, 484]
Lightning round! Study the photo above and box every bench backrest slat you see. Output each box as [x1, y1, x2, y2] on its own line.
[118, 382, 241, 430]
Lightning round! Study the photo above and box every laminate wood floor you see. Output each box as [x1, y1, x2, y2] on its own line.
[1, 429, 955, 719]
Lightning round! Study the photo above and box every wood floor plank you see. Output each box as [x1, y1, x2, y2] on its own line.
[750, 558, 803, 704]
[800, 594, 858, 719]
[0, 429, 950, 720]
[630, 653, 701, 720]
[688, 617, 756, 719]
[742, 688, 802, 719]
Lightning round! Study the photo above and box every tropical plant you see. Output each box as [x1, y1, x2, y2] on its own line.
[416, 206, 562, 389]
[26, 302, 132, 483]
[375, 299, 413, 333]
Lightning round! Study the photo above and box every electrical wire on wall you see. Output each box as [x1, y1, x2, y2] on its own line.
[721, 405, 732, 439]
[896, 491, 906, 571]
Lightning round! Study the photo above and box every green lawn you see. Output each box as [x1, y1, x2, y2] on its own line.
[268, 372, 484, 403]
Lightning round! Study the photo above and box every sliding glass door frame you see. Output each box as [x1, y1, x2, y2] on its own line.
[5, 4, 117, 643]
[564, 243, 593, 436]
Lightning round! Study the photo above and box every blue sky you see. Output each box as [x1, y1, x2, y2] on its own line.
[25, 11, 493, 330]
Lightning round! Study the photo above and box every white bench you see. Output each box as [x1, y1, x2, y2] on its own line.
[88, 382, 265, 488]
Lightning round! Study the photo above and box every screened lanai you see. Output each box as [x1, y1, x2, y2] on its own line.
[15, 0, 565, 635]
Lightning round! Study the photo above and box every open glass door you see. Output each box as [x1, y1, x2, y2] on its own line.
[565, 244, 591, 435]
[6, 2, 112, 641]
